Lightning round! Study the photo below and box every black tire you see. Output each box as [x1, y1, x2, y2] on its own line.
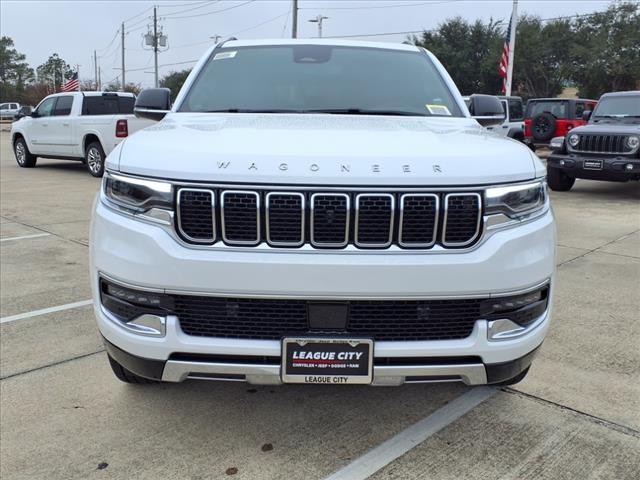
[496, 367, 530, 386]
[13, 136, 37, 168]
[108, 355, 157, 384]
[531, 112, 557, 142]
[547, 165, 575, 191]
[85, 141, 106, 177]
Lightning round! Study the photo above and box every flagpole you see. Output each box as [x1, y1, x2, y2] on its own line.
[505, 0, 518, 96]
[76, 64, 81, 92]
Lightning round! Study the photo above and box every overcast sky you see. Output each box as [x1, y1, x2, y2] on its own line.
[1, 0, 614, 88]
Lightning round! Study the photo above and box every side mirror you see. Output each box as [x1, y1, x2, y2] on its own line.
[30, 110, 40, 118]
[134, 88, 172, 121]
[582, 110, 592, 122]
[468, 94, 505, 127]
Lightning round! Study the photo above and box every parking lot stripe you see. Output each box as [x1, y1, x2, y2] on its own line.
[0, 233, 51, 242]
[0, 299, 93, 324]
[324, 387, 497, 480]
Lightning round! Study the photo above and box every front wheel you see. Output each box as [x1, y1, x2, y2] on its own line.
[14, 137, 37, 168]
[85, 141, 106, 177]
[547, 166, 575, 191]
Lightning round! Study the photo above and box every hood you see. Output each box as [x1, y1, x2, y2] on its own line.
[572, 122, 640, 135]
[113, 113, 539, 186]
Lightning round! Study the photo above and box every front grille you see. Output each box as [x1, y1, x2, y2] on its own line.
[176, 187, 483, 250]
[174, 296, 483, 341]
[575, 134, 633, 154]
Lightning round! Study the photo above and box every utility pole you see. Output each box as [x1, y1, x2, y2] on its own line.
[291, 0, 298, 38]
[94, 50, 98, 90]
[505, 0, 518, 96]
[98, 66, 102, 91]
[121, 22, 126, 89]
[210, 34, 221, 43]
[308, 15, 329, 38]
[153, 6, 158, 88]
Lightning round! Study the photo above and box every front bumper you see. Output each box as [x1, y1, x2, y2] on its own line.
[548, 153, 640, 181]
[91, 198, 556, 385]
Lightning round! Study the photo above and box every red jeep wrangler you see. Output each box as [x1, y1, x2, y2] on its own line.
[525, 98, 597, 149]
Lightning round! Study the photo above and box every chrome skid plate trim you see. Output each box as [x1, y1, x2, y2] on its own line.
[161, 360, 488, 385]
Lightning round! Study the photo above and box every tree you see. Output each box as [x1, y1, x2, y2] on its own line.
[412, 18, 504, 94]
[160, 69, 191, 101]
[36, 53, 72, 91]
[512, 16, 574, 98]
[0, 36, 34, 102]
[102, 81, 140, 94]
[22, 83, 51, 107]
[571, 2, 640, 98]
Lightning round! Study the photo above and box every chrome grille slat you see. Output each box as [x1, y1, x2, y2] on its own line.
[354, 193, 394, 248]
[310, 193, 350, 248]
[265, 192, 305, 247]
[177, 187, 483, 250]
[220, 190, 260, 246]
[176, 188, 216, 243]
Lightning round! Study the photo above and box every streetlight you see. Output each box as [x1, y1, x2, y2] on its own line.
[308, 15, 329, 38]
[210, 35, 221, 43]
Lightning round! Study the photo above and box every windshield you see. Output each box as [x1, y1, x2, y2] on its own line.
[593, 95, 640, 119]
[180, 45, 463, 117]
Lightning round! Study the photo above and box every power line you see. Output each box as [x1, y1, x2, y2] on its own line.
[158, 0, 221, 17]
[229, 11, 291, 36]
[97, 28, 120, 54]
[122, 5, 153, 24]
[163, 0, 255, 20]
[299, 0, 460, 10]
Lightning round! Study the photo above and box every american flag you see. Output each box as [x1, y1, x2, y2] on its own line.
[498, 16, 512, 94]
[61, 72, 79, 92]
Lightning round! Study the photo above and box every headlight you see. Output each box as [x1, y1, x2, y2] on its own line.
[626, 135, 639, 150]
[568, 133, 580, 148]
[485, 181, 547, 219]
[102, 172, 173, 219]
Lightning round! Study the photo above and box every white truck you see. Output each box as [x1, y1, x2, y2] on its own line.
[1, 102, 21, 120]
[11, 92, 154, 177]
[91, 39, 555, 387]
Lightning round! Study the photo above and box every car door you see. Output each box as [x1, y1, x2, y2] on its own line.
[25, 96, 57, 155]
[47, 95, 75, 156]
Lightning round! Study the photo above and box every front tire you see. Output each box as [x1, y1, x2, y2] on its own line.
[85, 141, 106, 177]
[108, 355, 157, 384]
[14, 137, 37, 168]
[547, 165, 575, 191]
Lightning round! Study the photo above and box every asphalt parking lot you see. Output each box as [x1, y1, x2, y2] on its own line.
[0, 129, 639, 479]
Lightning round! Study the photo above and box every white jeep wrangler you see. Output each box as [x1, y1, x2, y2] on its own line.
[91, 39, 555, 387]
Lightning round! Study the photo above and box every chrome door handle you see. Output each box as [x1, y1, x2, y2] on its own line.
[62, 122, 70, 126]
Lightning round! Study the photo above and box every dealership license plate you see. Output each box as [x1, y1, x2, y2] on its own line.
[583, 159, 603, 170]
[281, 338, 373, 385]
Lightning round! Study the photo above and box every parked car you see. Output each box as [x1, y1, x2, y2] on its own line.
[92, 39, 554, 388]
[0, 102, 21, 120]
[547, 90, 640, 191]
[524, 98, 597, 149]
[463, 95, 526, 145]
[10, 92, 155, 177]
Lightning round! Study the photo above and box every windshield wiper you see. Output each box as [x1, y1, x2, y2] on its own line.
[302, 108, 429, 117]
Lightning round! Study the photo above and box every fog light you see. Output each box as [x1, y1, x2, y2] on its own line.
[559, 160, 565, 166]
[626, 164, 634, 171]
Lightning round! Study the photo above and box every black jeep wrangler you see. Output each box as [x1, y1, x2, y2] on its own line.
[547, 90, 640, 191]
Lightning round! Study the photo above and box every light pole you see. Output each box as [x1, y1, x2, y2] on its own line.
[308, 15, 329, 38]
[210, 35, 221, 43]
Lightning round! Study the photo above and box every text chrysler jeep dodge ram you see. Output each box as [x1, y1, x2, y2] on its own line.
[91, 39, 555, 387]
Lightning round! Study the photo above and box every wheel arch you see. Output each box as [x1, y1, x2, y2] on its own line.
[83, 132, 104, 153]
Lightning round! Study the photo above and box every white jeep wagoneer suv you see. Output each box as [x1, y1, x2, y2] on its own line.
[91, 39, 555, 387]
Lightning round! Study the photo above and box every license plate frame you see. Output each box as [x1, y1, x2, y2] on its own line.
[583, 159, 603, 170]
[281, 337, 373, 385]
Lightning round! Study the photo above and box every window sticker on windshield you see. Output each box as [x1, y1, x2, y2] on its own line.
[213, 51, 237, 60]
[426, 104, 451, 116]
